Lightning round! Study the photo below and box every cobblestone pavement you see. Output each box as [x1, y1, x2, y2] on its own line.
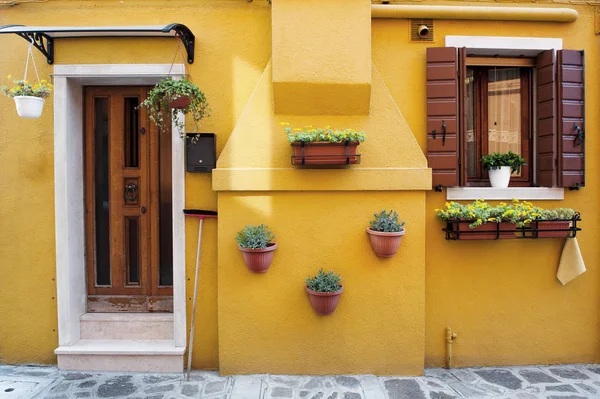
[1, 364, 600, 399]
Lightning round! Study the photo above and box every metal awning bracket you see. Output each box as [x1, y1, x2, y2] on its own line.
[0, 23, 195, 65]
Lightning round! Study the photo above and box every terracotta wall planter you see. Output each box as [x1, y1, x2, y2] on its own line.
[455, 222, 515, 240]
[306, 286, 343, 315]
[536, 221, 571, 238]
[291, 142, 359, 165]
[238, 243, 277, 273]
[168, 95, 191, 109]
[366, 228, 405, 257]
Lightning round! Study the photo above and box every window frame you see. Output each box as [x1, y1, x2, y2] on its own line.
[462, 64, 534, 187]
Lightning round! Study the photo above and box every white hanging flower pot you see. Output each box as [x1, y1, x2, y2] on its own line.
[14, 95, 45, 119]
[488, 166, 512, 188]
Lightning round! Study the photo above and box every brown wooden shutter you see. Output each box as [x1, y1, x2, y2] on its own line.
[557, 50, 585, 188]
[535, 50, 557, 187]
[427, 47, 459, 188]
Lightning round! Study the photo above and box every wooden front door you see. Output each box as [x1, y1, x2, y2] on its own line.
[84, 87, 173, 312]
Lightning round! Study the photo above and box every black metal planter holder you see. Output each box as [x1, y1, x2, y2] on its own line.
[291, 140, 361, 166]
[443, 215, 582, 240]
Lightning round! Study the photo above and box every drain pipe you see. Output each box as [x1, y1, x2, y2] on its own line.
[445, 327, 458, 369]
[371, 4, 578, 23]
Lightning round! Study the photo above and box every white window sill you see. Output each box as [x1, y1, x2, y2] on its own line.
[446, 187, 564, 201]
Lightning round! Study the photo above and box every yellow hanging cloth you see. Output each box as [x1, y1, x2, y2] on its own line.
[557, 237, 586, 285]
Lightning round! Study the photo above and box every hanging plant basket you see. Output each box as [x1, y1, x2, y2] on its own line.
[14, 95, 45, 118]
[291, 141, 360, 165]
[167, 95, 191, 109]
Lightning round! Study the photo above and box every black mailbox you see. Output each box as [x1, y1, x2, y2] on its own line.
[186, 133, 216, 173]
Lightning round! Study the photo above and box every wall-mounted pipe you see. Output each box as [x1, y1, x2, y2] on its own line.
[372, 4, 578, 23]
[445, 327, 457, 369]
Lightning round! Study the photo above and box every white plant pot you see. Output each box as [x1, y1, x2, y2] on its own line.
[14, 96, 45, 119]
[488, 166, 512, 188]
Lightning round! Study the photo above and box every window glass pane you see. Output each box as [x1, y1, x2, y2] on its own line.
[94, 97, 111, 286]
[124, 97, 140, 168]
[487, 68, 522, 175]
[125, 217, 140, 285]
[465, 69, 477, 177]
[159, 113, 173, 286]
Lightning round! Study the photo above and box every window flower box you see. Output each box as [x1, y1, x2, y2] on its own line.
[535, 221, 571, 238]
[452, 221, 515, 240]
[291, 141, 360, 165]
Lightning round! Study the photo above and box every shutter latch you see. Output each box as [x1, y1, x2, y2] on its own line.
[573, 123, 584, 146]
[431, 120, 447, 146]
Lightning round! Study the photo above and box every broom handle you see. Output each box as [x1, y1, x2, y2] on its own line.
[186, 218, 203, 380]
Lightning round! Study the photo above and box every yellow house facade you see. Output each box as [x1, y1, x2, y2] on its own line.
[0, 0, 597, 375]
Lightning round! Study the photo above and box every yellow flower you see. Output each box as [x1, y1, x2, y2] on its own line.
[41, 79, 47, 83]
[293, 128, 302, 131]
[279, 122, 289, 126]
[488, 217, 496, 222]
[477, 219, 482, 224]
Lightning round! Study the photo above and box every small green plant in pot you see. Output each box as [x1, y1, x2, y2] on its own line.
[480, 151, 526, 188]
[235, 224, 277, 273]
[366, 210, 406, 258]
[305, 269, 343, 316]
[139, 77, 210, 139]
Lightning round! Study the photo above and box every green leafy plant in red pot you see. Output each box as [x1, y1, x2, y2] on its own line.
[236, 224, 277, 273]
[367, 210, 406, 257]
[305, 269, 343, 316]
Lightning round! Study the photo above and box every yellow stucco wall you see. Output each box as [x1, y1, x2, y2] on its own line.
[372, 4, 600, 367]
[0, 0, 599, 374]
[0, 0, 272, 367]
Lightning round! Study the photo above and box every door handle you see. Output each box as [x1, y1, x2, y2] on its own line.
[124, 183, 138, 202]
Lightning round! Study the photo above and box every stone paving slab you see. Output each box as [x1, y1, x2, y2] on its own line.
[0, 364, 599, 399]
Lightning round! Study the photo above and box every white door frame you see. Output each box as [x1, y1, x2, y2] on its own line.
[53, 64, 186, 348]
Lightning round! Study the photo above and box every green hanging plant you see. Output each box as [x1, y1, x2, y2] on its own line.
[139, 77, 210, 139]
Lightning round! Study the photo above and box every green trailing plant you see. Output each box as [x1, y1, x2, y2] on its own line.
[369, 210, 405, 232]
[139, 77, 210, 138]
[306, 269, 342, 293]
[480, 151, 526, 174]
[280, 123, 366, 144]
[235, 224, 275, 249]
[2, 75, 52, 99]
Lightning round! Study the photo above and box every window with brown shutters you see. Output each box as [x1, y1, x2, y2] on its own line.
[557, 50, 585, 189]
[426, 47, 585, 190]
[426, 47, 459, 189]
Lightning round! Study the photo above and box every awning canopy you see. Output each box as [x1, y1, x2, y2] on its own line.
[0, 23, 195, 64]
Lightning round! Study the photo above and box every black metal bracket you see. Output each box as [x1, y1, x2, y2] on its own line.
[569, 182, 582, 191]
[443, 216, 582, 240]
[165, 23, 195, 64]
[434, 185, 443, 192]
[17, 31, 54, 64]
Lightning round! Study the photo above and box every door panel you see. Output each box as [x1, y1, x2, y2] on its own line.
[84, 86, 172, 312]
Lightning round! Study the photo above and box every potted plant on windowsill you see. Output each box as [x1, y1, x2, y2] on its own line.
[139, 77, 210, 139]
[367, 210, 406, 258]
[2, 75, 52, 118]
[282, 123, 366, 166]
[236, 224, 277, 273]
[480, 151, 526, 188]
[305, 269, 343, 316]
[536, 208, 576, 238]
